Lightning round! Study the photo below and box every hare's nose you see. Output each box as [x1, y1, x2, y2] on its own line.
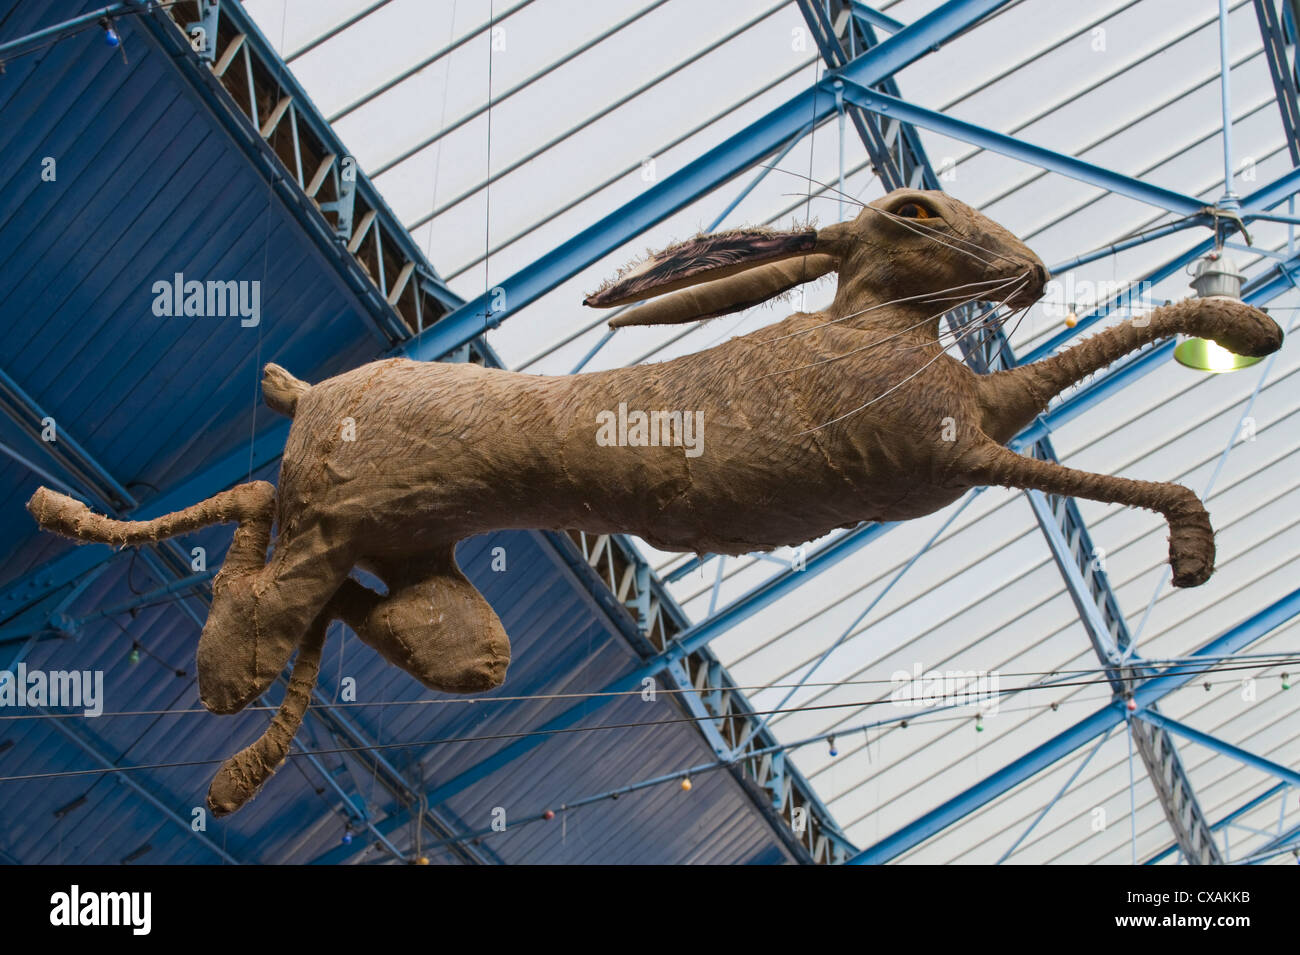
[1032, 263, 1049, 287]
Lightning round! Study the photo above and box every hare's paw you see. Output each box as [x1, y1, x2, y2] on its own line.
[1195, 299, 1283, 358]
[1166, 496, 1215, 588]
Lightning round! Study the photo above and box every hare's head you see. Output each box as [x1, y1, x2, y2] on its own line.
[585, 188, 1047, 330]
[822, 190, 1048, 312]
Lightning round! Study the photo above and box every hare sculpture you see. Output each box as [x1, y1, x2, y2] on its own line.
[27, 189, 1284, 815]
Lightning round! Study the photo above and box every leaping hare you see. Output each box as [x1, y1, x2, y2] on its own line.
[27, 189, 1283, 814]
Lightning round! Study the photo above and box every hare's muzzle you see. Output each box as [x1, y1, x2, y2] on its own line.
[1006, 262, 1049, 309]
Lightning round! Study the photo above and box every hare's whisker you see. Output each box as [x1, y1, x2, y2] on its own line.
[798, 278, 1028, 434]
[862, 207, 1004, 268]
[758, 275, 1021, 345]
[760, 165, 868, 207]
[873, 207, 1021, 266]
[740, 286, 1001, 383]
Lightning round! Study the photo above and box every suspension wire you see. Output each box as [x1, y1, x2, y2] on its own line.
[0, 658, 1292, 784]
[4, 652, 1297, 723]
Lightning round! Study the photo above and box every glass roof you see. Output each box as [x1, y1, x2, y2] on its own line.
[245, 0, 1300, 862]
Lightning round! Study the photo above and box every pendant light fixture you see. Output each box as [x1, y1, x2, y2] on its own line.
[1173, 251, 1263, 372]
[1173, 0, 1262, 374]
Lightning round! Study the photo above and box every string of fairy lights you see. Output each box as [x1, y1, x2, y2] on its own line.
[2, 650, 1296, 862]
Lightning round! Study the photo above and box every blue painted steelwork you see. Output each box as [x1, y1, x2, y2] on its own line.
[0, 2, 129, 58]
[847, 585, 1300, 864]
[1048, 216, 1211, 274]
[851, 2, 905, 35]
[997, 725, 1117, 864]
[799, 0, 938, 191]
[1020, 169, 1300, 364]
[0, 0, 798, 865]
[399, 0, 1013, 363]
[1243, 819, 1300, 863]
[1011, 248, 1300, 450]
[1147, 782, 1289, 864]
[838, 80, 1209, 216]
[42, 709, 242, 865]
[1254, 0, 1300, 166]
[1136, 711, 1300, 788]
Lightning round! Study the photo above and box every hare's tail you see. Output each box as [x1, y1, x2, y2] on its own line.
[27, 482, 275, 548]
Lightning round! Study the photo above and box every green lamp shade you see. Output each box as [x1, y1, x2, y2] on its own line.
[1173, 337, 1263, 373]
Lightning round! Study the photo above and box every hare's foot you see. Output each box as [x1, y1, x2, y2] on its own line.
[1189, 297, 1284, 358]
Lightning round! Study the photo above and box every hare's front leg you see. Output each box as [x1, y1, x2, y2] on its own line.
[959, 441, 1214, 587]
[206, 611, 328, 816]
[977, 297, 1282, 442]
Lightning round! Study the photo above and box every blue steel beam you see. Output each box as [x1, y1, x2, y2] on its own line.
[1146, 781, 1288, 864]
[1020, 167, 1300, 364]
[819, 3, 1232, 861]
[0, 3, 130, 58]
[41, 709, 242, 865]
[838, 80, 1210, 216]
[1254, 0, 1300, 165]
[884, 241, 1300, 864]
[798, 0, 939, 192]
[1011, 250, 1300, 449]
[851, 2, 905, 35]
[312, 523, 870, 865]
[1136, 710, 1300, 788]
[1244, 819, 1300, 862]
[399, 0, 1014, 363]
[847, 585, 1300, 864]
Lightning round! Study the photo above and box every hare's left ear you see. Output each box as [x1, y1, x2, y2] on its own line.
[584, 226, 841, 327]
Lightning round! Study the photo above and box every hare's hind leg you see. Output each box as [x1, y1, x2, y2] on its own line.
[199, 518, 354, 714]
[330, 549, 510, 693]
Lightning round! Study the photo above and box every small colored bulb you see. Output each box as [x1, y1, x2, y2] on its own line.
[103, 26, 120, 47]
[416, 856, 429, 865]
[543, 810, 555, 820]
[1282, 672, 1291, 690]
[680, 778, 692, 792]
[128, 647, 140, 665]
[1064, 311, 1077, 328]
[828, 735, 838, 757]
[1126, 697, 1138, 712]
[975, 715, 984, 732]
[341, 831, 352, 845]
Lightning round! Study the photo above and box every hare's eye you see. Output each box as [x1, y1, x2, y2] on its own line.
[896, 202, 931, 220]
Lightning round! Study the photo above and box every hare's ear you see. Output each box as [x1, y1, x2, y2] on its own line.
[608, 254, 837, 328]
[584, 228, 829, 310]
